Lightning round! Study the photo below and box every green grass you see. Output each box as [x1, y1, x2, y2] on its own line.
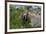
[10, 5, 32, 29]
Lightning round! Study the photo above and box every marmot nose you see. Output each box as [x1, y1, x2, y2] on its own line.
[24, 14, 26, 15]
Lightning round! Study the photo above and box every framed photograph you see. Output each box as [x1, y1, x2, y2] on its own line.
[5, 1, 44, 33]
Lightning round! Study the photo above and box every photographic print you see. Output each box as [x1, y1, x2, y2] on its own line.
[6, 1, 44, 32]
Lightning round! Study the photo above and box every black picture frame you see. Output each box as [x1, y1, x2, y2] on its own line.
[5, 1, 44, 34]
